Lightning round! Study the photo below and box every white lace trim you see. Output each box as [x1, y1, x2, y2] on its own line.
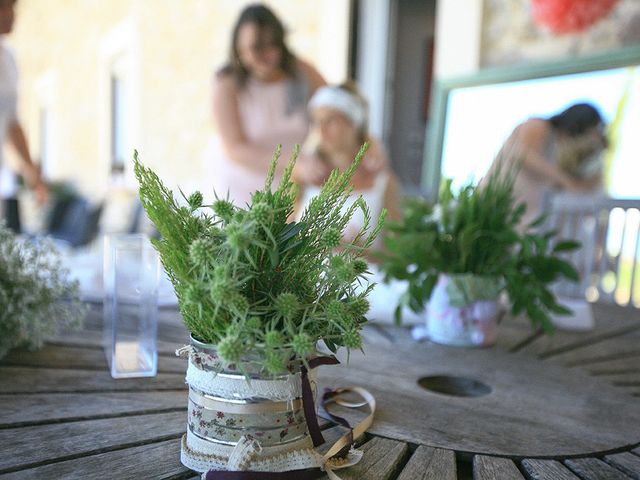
[182, 430, 319, 473]
[186, 362, 316, 402]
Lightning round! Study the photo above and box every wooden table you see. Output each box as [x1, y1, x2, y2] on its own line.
[1, 303, 639, 479]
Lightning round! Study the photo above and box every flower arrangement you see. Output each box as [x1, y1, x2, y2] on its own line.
[0, 224, 85, 359]
[134, 145, 385, 374]
[379, 167, 580, 333]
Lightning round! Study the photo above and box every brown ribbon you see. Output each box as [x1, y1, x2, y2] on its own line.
[204, 469, 326, 480]
[302, 355, 340, 448]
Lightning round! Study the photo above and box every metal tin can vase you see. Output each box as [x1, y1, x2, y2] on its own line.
[179, 337, 325, 473]
[426, 274, 501, 347]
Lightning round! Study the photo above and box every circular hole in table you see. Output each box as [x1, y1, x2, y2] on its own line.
[417, 375, 492, 397]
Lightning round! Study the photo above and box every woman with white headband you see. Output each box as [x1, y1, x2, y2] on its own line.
[295, 82, 401, 250]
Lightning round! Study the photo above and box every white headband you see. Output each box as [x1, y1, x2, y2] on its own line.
[308, 86, 366, 129]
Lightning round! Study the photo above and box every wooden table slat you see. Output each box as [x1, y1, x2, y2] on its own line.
[82, 306, 190, 340]
[0, 391, 187, 428]
[0, 411, 185, 473]
[545, 332, 640, 367]
[521, 459, 581, 479]
[517, 303, 640, 357]
[315, 425, 352, 457]
[564, 457, 633, 479]
[0, 367, 186, 394]
[605, 452, 640, 479]
[556, 348, 640, 368]
[47, 328, 189, 356]
[0, 438, 189, 479]
[1, 344, 187, 373]
[522, 322, 640, 360]
[396, 445, 456, 480]
[332, 436, 409, 480]
[599, 372, 640, 386]
[473, 455, 524, 479]
[583, 357, 640, 375]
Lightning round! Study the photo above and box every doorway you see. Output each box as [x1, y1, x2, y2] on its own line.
[388, 0, 437, 192]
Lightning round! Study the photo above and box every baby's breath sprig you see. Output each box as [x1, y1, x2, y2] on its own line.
[0, 224, 86, 359]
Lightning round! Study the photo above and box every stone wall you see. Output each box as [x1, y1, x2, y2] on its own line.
[481, 0, 640, 67]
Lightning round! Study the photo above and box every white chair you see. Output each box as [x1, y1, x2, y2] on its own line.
[545, 192, 640, 307]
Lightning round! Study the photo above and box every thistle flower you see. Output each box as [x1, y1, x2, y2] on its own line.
[329, 256, 354, 283]
[210, 281, 231, 303]
[326, 299, 346, 323]
[188, 191, 204, 210]
[189, 238, 215, 267]
[212, 199, 235, 222]
[274, 292, 300, 320]
[342, 329, 362, 349]
[226, 223, 250, 251]
[249, 202, 273, 224]
[229, 293, 250, 315]
[246, 316, 262, 330]
[292, 333, 314, 357]
[209, 225, 224, 240]
[321, 227, 341, 249]
[265, 330, 284, 349]
[212, 265, 229, 282]
[348, 297, 370, 318]
[265, 350, 287, 375]
[217, 334, 243, 364]
[352, 259, 368, 275]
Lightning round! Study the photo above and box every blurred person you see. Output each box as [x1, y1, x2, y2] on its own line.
[295, 82, 401, 249]
[205, 3, 325, 206]
[484, 102, 608, 227]
[0, 0, 47, 232]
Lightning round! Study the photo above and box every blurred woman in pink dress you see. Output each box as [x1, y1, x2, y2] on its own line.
[204, 4, 325, 206]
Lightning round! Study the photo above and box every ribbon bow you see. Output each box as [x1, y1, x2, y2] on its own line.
[320, 386, 376, 480]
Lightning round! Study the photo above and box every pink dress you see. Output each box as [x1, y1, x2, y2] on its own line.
[205, 77, 309, 207]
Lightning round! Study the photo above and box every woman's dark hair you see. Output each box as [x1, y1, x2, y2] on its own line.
[219, 4, 296, 86]
[549, 103, 604, 137]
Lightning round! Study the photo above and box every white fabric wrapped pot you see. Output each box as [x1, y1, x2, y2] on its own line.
[180, 337, 324, 474]
[426, 274, 501, 347]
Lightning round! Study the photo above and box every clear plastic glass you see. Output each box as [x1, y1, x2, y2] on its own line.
[103, 233, 159, 378]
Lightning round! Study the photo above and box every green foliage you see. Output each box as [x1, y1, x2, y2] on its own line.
[134, 144, 386, 372]
[0, 224, 86, 359]
[379, 166, 579, 332]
